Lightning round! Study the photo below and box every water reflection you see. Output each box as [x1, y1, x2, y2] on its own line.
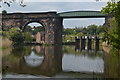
[2, 45, 120, 78]
[62, 45, 104, 73]
[24, 51, 44, 67]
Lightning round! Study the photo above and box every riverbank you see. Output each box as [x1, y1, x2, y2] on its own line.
[0, 36, 12, 49]
[102, 42, 111, 53]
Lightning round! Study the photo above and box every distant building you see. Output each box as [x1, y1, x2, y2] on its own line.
[36, 32, 41, 43]
[36, 32, 45, 43]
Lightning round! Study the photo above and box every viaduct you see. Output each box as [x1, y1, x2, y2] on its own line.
[1, 11, 110, 44]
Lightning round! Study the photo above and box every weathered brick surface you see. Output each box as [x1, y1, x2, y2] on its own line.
[2, 12, 63, 44]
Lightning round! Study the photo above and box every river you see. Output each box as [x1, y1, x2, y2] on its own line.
[2, 45, 120, 79]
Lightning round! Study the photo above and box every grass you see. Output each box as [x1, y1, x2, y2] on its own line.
[0, 36, 12, 49]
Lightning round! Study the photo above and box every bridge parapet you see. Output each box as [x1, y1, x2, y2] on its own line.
[1, 12, 58, 19]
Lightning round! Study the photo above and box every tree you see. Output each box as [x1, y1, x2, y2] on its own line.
[101, 2, 117, 15]
[87, 25, 97, 35]
[82, 27, 87, 34]
[1, 0, 26, 7]
[2, 10, 7, 14]
[76, 32, 84, 37]
[96, 25, 104, 34]
[102, 1, 120, 49]
[8, 27, 24, 45]
[24, 32, 33, 42]
[32, 26, 44, 35]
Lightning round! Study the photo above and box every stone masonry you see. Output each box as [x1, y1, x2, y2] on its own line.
[2, 12, 63, 44]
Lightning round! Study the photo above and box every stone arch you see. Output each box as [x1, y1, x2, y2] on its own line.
[23, 20, 45, 31]
[23, 20, 46, 43]
[2, 12, 63, 44]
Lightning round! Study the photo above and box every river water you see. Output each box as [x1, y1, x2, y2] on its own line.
[2, 45, 120, 78]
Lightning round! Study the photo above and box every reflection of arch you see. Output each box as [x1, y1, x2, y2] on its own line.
[24, 51, 44, 67]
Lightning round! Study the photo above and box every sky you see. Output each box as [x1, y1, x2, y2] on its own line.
[2, 1, 108, 28]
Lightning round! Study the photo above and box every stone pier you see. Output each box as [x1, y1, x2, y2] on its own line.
[80, 36, 86, 50]
[75, 37, 80, 51]
[86, 36, 92, 50]
[2, 12, 63, 45]
[94, 36, 100, 51]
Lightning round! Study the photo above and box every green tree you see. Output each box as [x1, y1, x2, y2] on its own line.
[24, 26, 32, 32]
[101, 2, 117, 15]
[87, 25, 97, 35]
[8, 27, 24, 45]
[96, 25, 104, 34]
[76, 32, 84, 37]
[2, 10, 7, 14]
[2, 0, 26, 7]
[24, 32, 33, 42]
[82, 27, 87, 34]
[102, 1, 120, 49]
[32, 26, 44, 35]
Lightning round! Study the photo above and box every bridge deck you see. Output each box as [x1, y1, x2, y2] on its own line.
[58, 11, 106, 18]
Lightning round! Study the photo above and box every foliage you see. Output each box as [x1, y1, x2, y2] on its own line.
[96, 25, 105, 34]
[1, 37, 12, 49]
[102, 2, 120, 49]
[32, 26, 44, 35]
[63, 25, 105, 42]
[87, 25, 97, 35]
[2, 0, 26, 7]
[76, 32, 84, 37]
[63, 25, 104, 36]
[101, 2, 117, 15]
[63, 28, 76, 35]
[24, 26, 32, 32]
[7, 27, 24, 45]
[24, 46, 31, 56]
[2, 10, 7, 14]
[24, 32, 33, 42]
[63, 34, 76, 42]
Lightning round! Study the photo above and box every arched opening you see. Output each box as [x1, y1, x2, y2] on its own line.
[24, 22, 45, 44]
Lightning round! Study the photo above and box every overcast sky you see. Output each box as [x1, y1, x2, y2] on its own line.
[2, 2, 107, 28]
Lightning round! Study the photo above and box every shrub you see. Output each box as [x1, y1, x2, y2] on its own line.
[0, 37, 12, 49]
[2, 10, 7, 14]
[24, 32, 33, 42]
[8, 27, 24, 45]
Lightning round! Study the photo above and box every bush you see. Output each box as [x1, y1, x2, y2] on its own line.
[1, 37, 12, 49]
[2, 10, 7, 14]
[102, 2, 120, 49]
[8, 27, 24, 45]
[24, 32, 33, 42]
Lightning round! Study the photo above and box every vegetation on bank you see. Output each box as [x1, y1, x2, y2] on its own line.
[1, 2, 120, 52]
[101, 1, 120, 51]
[1, 25, 105, 47]
[63, 25, 105, 42]
[63, 25, 104, 35]
[2, 27, 34, 46]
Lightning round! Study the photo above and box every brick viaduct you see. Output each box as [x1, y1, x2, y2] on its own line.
[1, 11, 111, 44]
[2, 12, 63, 44]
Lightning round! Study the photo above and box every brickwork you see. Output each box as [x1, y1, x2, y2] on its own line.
[2, 12, 63, 44]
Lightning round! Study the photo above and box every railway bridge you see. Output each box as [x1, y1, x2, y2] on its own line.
[2, 11, 107, 44]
